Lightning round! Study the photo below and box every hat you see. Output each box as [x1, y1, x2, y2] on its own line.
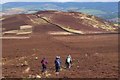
[56, 56, 60, 59]
[68, 55, 71, 58]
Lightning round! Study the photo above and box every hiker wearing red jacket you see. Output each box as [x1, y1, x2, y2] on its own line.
[41, 58, 48, 72]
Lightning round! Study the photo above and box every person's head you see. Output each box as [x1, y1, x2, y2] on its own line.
[56, 56, 60, 59]
[68, 55, 71, 58]
[43, 57, 45, 60]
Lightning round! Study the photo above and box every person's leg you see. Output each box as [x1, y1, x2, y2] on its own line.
[68, 63, 71, 69]
[66, 62, 69, 68]
[56, 66, 59, 75]
[56, 66, 58, 72]
[42, 65, 47, 75]
[42, 64, 46, 72]
[44, 65, 47, 72]
[58, 66, 61, 72]
[42, 64, 44, 72]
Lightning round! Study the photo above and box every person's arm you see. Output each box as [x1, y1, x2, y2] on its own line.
[54, 60, 56, 64]
[60, 59, 62, 64]
[41, 60, 43, 63]
[65, 59, 67, 64]
[70, 58, 72, 64]
[46, 60, 48, 64]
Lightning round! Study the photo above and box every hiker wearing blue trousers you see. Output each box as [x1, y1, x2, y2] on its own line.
[54, 56, 61, 75]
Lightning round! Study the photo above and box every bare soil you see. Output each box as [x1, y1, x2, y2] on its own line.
[2, 12, 119, 78]
[2, 29, 118, 78]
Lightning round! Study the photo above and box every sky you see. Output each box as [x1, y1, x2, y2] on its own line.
[0, 0, 119, 4]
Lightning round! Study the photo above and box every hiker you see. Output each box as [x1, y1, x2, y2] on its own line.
[65, 55, 72, 69]
[41, 58, 48, 73]
[54, 56, 61, 75]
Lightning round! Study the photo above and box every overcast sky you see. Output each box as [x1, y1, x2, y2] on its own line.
[1, 0, 119, 4]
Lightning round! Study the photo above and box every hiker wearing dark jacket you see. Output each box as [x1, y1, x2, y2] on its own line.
[41, 58, 48, 72]
[54, 56, 61, 74]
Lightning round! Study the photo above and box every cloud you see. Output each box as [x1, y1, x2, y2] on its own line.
[51, 0, 76, 2]
[1, 0, 119, 4]
[51, 0, 119, 2]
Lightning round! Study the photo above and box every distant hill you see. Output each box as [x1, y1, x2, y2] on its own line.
[1, 2, 118, 21]
[2, 10, 118, 35]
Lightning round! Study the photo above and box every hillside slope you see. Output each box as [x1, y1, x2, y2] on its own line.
[2, 11, 118, 36]
[35, 11, 118, 34]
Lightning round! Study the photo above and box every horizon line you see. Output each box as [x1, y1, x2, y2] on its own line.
[1, 1, 119, 4]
